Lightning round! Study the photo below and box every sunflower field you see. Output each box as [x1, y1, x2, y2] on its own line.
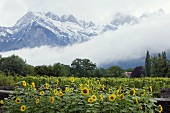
[0, 77, 164, 113]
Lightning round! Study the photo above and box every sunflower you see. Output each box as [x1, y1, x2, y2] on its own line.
[159, 105, 163, 113]
[108, 88, 111, 94]
[140, 105, 143, 110]
[135, 97, 138, 104]
[56, 79, 59, 83]
[79, 84, 83, 88]
[120, 93, 124, 100]
[88, 97, 93, 103]
[81, 87, 89, 96]
[20, 105, 26, 112]
[40, 91, 45, 96]
[119, 86, 122, 92]
[0, 100, 4, 105]
[45, 83, 49, 89]
[141, 89, 146, 96]
[132, 88, 136, 96]
[115, 90, 119, 96]
[54, 89, 58, 95]
[15, 98, 21, 104]
[22, 81, 26, 87]
[108, 94, 116, 102]
[35, 99, 39, 104]
[65, 87, 69, 92]
[100, 94, 103, 101]
[149, 86, 152, 93]
[58, 90, 63, 97]
[50, 97, 54, 104]
[70, 77, 75, 83]
[31, 82, 35, 88]
[91, 95, 97, 101]
[101, 84, 105, 90]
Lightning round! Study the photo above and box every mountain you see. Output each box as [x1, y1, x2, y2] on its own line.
[0, 12, 116, 52]
[0, 9, 165, 52]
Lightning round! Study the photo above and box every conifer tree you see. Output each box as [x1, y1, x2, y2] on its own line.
[145, 51, 151, 77]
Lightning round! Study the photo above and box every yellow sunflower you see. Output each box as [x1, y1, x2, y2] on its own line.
[40, 91, 45, 96]
[35, 99, 39, 104]
[58, 90, 63, 97]
[15, 98, 21, 104]
[0, 100, 4, 105]
[79, 84, 83, 88]
[22, 81, 26, 87]
[108, 88, 111, 94]
[141, 89, 146, 96]
[132, 88, 136, 96]
[88, 97, 93, 103]
[81, 87, 89, 96]
[20, 105, 26, 112]
[140, 105, 142, 110]
[108, 94, 116, 102]
[149, 86, 152, 93]
[100, 94, 103, 101]
[54, 89, 58, 95]
[101, 84, 105, 90]
[91, 95, 97, 101]
[120, 93, 124, 100]
[56, 79, 59, 83]
[45, 83, 49, 89]
[65, 87, 69, 92]
[135, 97, 138, 104]
[159, 105, 163, 113]
[31, 82, 35, 88]
[115, 90, 119, 96]
[70, 77, 75, 83]
[50, 97, 54, 104]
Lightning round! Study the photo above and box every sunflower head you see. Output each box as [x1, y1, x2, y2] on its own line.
[100, 94, 103, 101]
[31, 82, 35, 88]
[88, 97, 93, 103]
[102, 84, 105, 90]
[141, 89, 146, 96]
[70, 77, 75, 83]
[15, 98, 21, 104]
[135, 97, 138, 104]
[65, 87, 69, 92]
[159, 105, 163, 113]
[20, 105, 26, 112]
[58, 90, 63, 97]
[120, 93, 124, 100]
[108, 94, 116, 102]
[45, 83, 49, 89]
[54, 89, 58, 95]
[35, 99, 39, 104]
[0, 100, 4, 105]
[131, 88, 136, 96]
[149, 86, 152, 92]
[50, 97, 54, 104]
[40, 91, 45, 96]
[22, 81, 27, 87]
[140, 105, 143, 110]
[91, 95, 97, 101]
[81, 87, 89, 96]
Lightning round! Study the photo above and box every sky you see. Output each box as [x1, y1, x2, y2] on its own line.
[0, 0, 170, 67]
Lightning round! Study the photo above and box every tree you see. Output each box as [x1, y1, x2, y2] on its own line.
[131, 66, 145, 78]
[145, 51, 151, 77]
[0, 55, 29, 76]
[107, 66, 125, 77]
[71, 58, 96, 77]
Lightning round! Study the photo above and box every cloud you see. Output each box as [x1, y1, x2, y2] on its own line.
[1, 14, 170, 67]
[0, 0, 170, 26]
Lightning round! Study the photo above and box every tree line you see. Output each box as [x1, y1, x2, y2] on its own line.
[0, 51, 170, 78]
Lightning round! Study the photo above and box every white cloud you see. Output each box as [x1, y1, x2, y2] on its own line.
[1, 14, 170, 67]
[0, 0, 170, 26]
